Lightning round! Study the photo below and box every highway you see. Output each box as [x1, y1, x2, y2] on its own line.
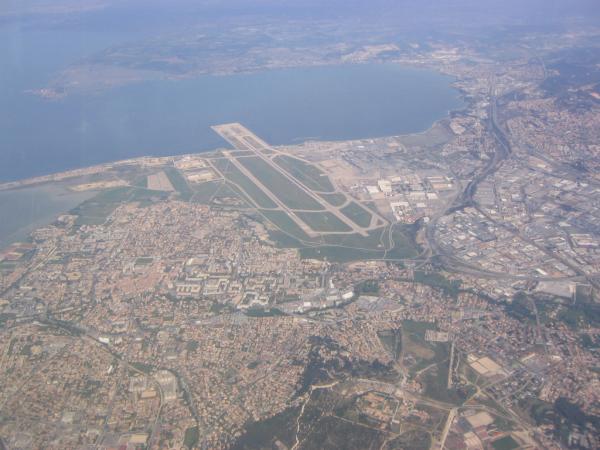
[420, 81, 586, 284]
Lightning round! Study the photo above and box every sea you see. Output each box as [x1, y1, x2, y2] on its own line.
[0, 22, 464, 247]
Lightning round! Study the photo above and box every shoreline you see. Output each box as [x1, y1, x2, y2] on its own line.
[0, 109, 465, 193]
[0, 122, 450, 192]
[0, 61, 466, 189]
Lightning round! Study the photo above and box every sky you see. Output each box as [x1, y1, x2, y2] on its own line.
[2, 0, 599, 24]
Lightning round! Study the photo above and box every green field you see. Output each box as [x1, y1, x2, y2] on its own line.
[400, 320, 472, 405]
[190, 180, 223, 204]
[183, 426, 199, 449]
[301, 416, 386, 450]
[129, 188, 170, 205]
[295, 211, 352, 232]
[227, 150, 254, 157]
[259, 210, 316, 242]
[231, 406, 299, 450]
[274, 155, 335, 192]
[319, 192, 348, 206]
[132, 174, 148, 188]
[401, 320, 443, 374]
[71, 187, 133, 225]
[71, 186, 171, 225]
[321, 227, 385, 248]
[491, 435, 520, 450]
[414, 271, 461, 298]
[340, 201, 373, 228]
[164, 166, 193, 201]
[213, 159, 278, 209]
[291, 225, 418, 262]
[237, 157, 324, 210]
[254, 207, 419, 263]
[300, 246, 383, 262]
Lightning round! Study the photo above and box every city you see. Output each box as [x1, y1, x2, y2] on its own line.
[1, 2, 600, 449]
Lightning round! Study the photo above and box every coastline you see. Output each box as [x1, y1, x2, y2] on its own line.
[0, 115, 458, 192]
[0, 113, 459, 251]
[0, 62, 464, 184]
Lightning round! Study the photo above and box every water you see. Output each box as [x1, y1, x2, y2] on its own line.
[0, 24, 464, 183]
[0, 185, 95, 249]
[0, 23, 464, 248]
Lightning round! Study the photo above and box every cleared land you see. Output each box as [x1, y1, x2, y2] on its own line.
[237, 157, 324, 211]
[274, 155, 335, 192]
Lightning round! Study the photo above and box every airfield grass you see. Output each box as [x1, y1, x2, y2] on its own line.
[267, 230, 306, 248]
[300, 246, 383, 262]
[319, 192, 348, 207]
[189, 179, 256, 207]
[227, 150, 254, 157]
[163, 166, 193, 201]
[132, 174, 148, 188]
[259, 210, 316, 243]
[213, 158, 277, 209]
[298, 228, 388, 261]
[189, 180, 223, 204]
[386, 226, 421, 259]
[295, 211, 352, 233]
[210, 182, 253, 208]
[321, 227, 385, 248]
[274, 155, 335, 192]
[218, 181, 254, 208]
[255, 207, 419, 263]
[320, 225, 418, 257]
[306, 226, 417, 262]
[237, 156, 324, 211]
[365, 201, 378, 211]
[260, 211, 388, 261]
[340, 201, 373, 228]
[0, 261, 18, 272]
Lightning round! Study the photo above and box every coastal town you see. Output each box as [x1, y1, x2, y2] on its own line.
[1, 8, 600, 450]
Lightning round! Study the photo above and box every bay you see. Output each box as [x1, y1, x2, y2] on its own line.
[1, 60, 463, 182]
[0, 24, 464, 248]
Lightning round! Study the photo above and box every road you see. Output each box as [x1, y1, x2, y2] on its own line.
[437, 408, 457, 450]
[420, 81, 593, 286]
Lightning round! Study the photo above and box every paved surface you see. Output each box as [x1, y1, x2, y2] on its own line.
[211, 123, 389, 237]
